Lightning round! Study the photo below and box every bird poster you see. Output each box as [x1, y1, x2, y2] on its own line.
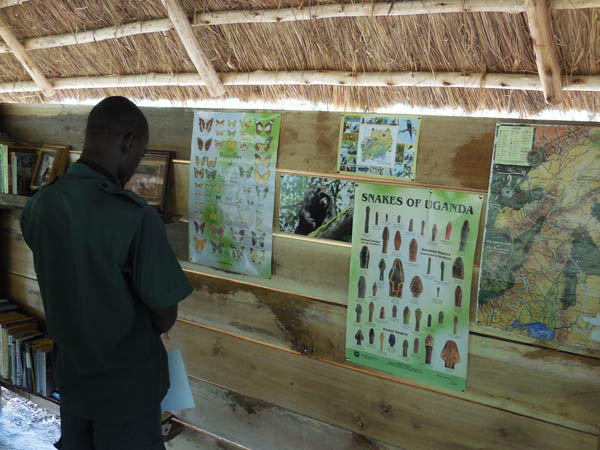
[337, 114, 420, 181]
[345, 183, 482, 391]
[188, 112, 280, 278]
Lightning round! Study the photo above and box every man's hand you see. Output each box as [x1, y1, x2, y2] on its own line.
[149, 304, 178, 333]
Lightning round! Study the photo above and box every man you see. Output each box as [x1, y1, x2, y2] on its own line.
[21, 96, 192, 450]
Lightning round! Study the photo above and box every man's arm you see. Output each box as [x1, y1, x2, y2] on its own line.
[149, 304, 178, 334]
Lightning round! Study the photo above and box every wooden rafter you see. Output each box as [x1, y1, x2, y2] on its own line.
[525, 0, 563, 104]
[0, 12, 54, 97]
[0, 0, 29, 8]
[160, 0, 224, 97]
[0, 0, 599, 54]
[0, 70, 598, 95]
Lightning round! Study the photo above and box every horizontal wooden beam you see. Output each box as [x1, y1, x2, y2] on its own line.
[0, 12, 55, 97]
[0, 0, 29, 8]
[0, 1, 598, 54]
[0, 70, 598, 95]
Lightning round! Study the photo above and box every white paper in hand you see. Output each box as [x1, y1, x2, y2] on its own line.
[161, 349, 195, 412]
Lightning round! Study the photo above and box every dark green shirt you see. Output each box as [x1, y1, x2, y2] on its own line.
[20, 162, 192, 421]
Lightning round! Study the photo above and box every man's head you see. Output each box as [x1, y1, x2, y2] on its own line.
[82, 96, 149, 185]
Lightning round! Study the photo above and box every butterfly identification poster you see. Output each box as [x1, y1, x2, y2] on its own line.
[189, 112, 280, 278]
[337, 114, 421, 181]
[345, 183, 482, 391]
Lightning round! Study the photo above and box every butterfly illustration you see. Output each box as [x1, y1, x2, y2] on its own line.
[209, 204, 217, 221]
[239, 166, 253, 178]
[242, 185, 252, 193]
[194, 167, 204, 178]
[216, 129, 225, 136]
[256, 119, 274, 135]
[225, 140, 237, 150]
[216, 119, 225, 127]
[242, 119, 251, 129]
[216, 140, 224, 148]
[210, 240, 225, 255]
[205, 191, 212, 200]
[207, 184, 221, 192]
[231, 227, 245, 241]
[210, 224, 224, 238]
[198, 118, 214, 133]
[255, 136, 274, 152]
[255, 153, 271, 170]
[215, 194, 221, 201]
[255, 217, 263, 229]
[206, 170, 217, 180]
[194, 200, 203, 209]
[252, 231, 266, 248]
[199, 157, 216, 167]
[253, 169, 270, 184]
[194, 237, 207, 251]
[193, 220, 206, 234]
[240, 142, 249, 150]
[195, 183, 203, 190]
[228, 119, 237, 127]
[255, 186, 269, 198]
[227, 130, 236, 137]
[231, 245, 245, 260]
[247, 198, 254, 206]
[250, 248, 264, 264]
[197, 138, 212, 151]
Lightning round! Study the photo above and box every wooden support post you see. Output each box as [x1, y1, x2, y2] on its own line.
[161, 0, 225, 97]
[525, 0, 562, 104]
[0, 12, 54, 97]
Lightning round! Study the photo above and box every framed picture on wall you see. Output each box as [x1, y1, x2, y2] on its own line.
[30, 146, 70, 191]
[125, 150, 172, 212]
[30, 149, 55, 190]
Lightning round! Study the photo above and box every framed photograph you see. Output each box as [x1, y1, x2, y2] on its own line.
[30, 149, 56, 190]
[30, 146, 70, 191]
[68, 151, 81, 166]
[125, 151, 172, 212]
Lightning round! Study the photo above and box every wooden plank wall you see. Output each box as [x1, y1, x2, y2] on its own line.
[0, 103, 599, 450]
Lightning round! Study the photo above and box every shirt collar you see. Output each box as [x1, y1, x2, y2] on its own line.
[69, 158, 122, 188]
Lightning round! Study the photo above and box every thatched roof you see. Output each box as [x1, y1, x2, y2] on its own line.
[0, 0, 598, 115]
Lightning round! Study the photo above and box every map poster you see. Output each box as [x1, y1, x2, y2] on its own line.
[477, 124, 600, 352]
[188, 112, 280, 278]
[346, 183, 482, 391]
[337, 114, 420, 181]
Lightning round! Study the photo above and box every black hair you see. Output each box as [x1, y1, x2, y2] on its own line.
[83, 96, 148, 152]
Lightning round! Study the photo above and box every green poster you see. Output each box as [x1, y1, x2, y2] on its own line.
[189, 112, 280, 278]
[346, 183, 482, 391]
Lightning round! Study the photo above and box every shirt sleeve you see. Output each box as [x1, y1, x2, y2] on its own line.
[131, 206, 193, 310]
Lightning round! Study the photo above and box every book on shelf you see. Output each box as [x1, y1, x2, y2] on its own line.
[0, 303, 56, 398]
[14, 330, 42, 387]
[0, 144, 8, 194]
[0, 312, 35, 377]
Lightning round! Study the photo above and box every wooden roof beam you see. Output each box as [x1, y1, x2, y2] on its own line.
[1, 1, 599, 54]
[0, 0, 29, 7]
[160, 0, 224, 97]
[525, 0, 563, 104]
[0, 12, 54, 97]
[0, 70, 599, 94]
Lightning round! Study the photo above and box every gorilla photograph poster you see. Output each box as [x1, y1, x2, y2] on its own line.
[337, 114, 421, 181]
[278, 175, 354, 242]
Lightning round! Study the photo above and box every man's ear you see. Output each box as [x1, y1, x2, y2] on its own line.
[122, 131, 137, 155]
